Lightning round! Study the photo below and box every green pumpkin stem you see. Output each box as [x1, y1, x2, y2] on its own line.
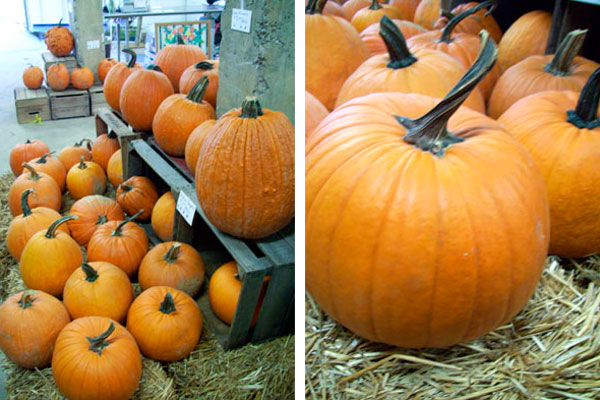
[567, 67, 600, 129]
[146, 64, 163, 72]
[123, 48, 137, 68]
[164, 243, 182, 263]
[82, 263, 99, 282]
[21, 163, 40, 181]
[159, 292, 177, 314]
[119, 184, 133, 192]
[77, 155, 87, 169]
[20, 188, 34, 217]
[240, 97, 264, 118]
[176, 33, 185, 44]
[57, 18, 63, 28]
[35, 151, 55, 164]
[112, 210, 144, 236]
[379, 16, 418, 69]
[368, 0, 382, 10]
[195, 61, 215, 71]
[96, 214, 108, 225]
[75, 138, 93, 151]
[305, 0, 327, 14]
[186, 76, 209, 103]
[87, 322, 114, 356]
[25, 139, 32, 144]
[18, 290, 36, 309]
[544, 29, 587, 76]
[400, 30, 496, 156]
[440, 0, 496, 43]
[45, 215, 77, 238]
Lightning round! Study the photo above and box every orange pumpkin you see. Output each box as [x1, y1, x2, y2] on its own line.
[45, 19, 74, 57]
[179, 60, 220, 107]
[47, 63, 70, 91]
[116, 176, 158, 220]
[153, 76, 216, 157]
[8, 163, 61, 216]
[9, 139, 50, 176]
[184, 119, 216, 175]
[87, 211, 149, 278]
[306, 32, 550, 348]
[127, 286, 202, 362]
[67, 195, 125, 246]
[91, 132, 120, 171]
[58, 138, 93, 171]
[23, 65, 44, 89]
[0, 290, 70, 369]
[66, 157, 107, 200]
[21, 215, 83, 297]
[23, 152, 66, 192]
[342, 0, 385, 20]
[360, 19, 426, 55]
[107, 149, 123, 187]
[351, 0, 404, 33]
[139, 242, 206, 297]
[154, 33, 208, 92]
[7, 189, 69, 261]
[196, 97, 295, 239]
[335, 17, 485, 113]
[71, 66, 94, 90]
[120, 65, 174, 131]
[321, 0, 348, 19]
[388, 0, 422, 21]
[52, 317, 142, 400]
[305, 91, 329, 139]
[63, 262, 134, 323]
[413, 0, 440, 29]
[103, 48, 142, 112]
[306, 0, 370, 110]
[433, 1, 502, 44]
[97, 57, 118, 83]
[151, 191, 176, 241]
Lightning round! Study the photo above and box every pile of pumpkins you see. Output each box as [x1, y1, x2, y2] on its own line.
[306, 0, 600, 349]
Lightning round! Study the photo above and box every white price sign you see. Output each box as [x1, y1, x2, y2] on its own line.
[231, 8, 252, 33]
[176, 191, 196, 225]
[87, 40, 100, 50]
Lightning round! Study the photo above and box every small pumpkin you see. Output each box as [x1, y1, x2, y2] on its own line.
[351, 0, 404, 33]
[153, 76, 216, 156]
[179, 60, 220, 107]
[7, 189, 69, 261]
[67, 195, 125, 246]
[45, 18, 74, 57]
[21, 215, 83, 297]
[433, 1, 502, 44]
[66, 156, 107, 199]
[23, 152, 66, 192]
[120, 64, 174, 131]
[58, 138, 93, 171]
[184, 119, 216, 175]
[87, 210, 149, 278]
[154, 33, 208, 92]
[71, 66, 94, 90]
[23, 64, 44, 89]
[9, 139, 50, 176]
[8, 163, 61, 216]
[139, 242, 206, 297]
[151, 191, 176, 241]
[360, 19, 426, 56]
[116, 176, 158, 220]
[92, 132, 120, 171]
[305, 91, 329, 139]
[97, 57, 118, 83]
[63, 262, 134, 323]
[47, 62, 70, 91]
[103, 48, 143, 112]
[0, 290, 70, 369]
[413, 0, 440, 29]
[107, 149, 123, 187]
[52, 317, 142, 400]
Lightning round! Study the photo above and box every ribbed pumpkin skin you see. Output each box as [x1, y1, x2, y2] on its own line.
[71, 67, 94, 90]
[196, 104, 295, 239]
[23, 66, 44, 89]
[52, 317, 142, 400]
[66, 160, 107, 200]
[92, 133, 120, 171]
[306, 92, 550, 348]
[306, 91, 329, 139]
[152, 94, 216, 157]
[120, 68, 174, 131]
[10, 140, 49, 176]
[58, 141, 92, 171]
[388, 0, 422, 21]
[497, 10, 552, 73]
[360, 20, 426, 55]
[433, 2, 502, 44]
[107, 149, 123, 187]
[103, 62, 142, 112]
[45, 23, 73, 56]
[97, 58, 118, 83]
[498, 90, 600, 257]
[179, 60, 220, 107]
[127, 286, 202, 362]
[63, 262, 134, 323]
[306, 13, 370, 110]
[0, 290, 70, 369]
[342, 0, 385, 20]
[8, 169, 61, 216]
[335, 49, 486, 113]
[67, 195, 125, 246]
[154, 43, 207, 92]
[184, 119, 216, 175]
[47, 63, 69, 91]
[151, 192, 175, 241]
[414, 0, 440, 29]
[23, 154, 67, 192]
[116, 176, 159, 220]
[488, 55, 599, 119]
[351, 4, 403, 33]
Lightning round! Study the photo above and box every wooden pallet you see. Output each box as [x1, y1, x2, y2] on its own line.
[48, 88, 90, 119]
[126, 138, 294, 349]
[42, 52, 77, 72]
[89, 85, 108, 115]
[13, 87, 51, 124]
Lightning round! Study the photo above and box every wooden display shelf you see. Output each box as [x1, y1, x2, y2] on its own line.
[42, 52, 77, 72]
[48, 88, 90, 119]
[14, 87, 51, 124]
[89, 85, 108, 115]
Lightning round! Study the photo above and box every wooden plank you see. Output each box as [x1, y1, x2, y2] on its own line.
[227, 269, 267, 349]
[48, 88, 90, 119]
[147, 137, 194, 181]
[130, 140, 191, 189]
[139, 222, 162, 246]
[42, 52, 77, 72]
[14, 88, 51, 124]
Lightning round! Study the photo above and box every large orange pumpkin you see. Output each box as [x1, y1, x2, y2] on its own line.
[23, 65, 44, 89]
[153, 76, 216, 156]
[151, 191, 176, 241]
[58, 138, 93, 171]
[306, 0, 370, 110]
[179, 60, 219, 107]
[196, 97, 295, 239]
[47, 63, 70, 91]
[305, 91, 329, 139]
[71, 66, 94, 90]
[67, 195, 125, 246]
[433, 0, 502, 44]
[489, 29, 599, 119]
[0, 290, 70, 369]
[154, 33, 208, 92]
[45, 19, 73, 57]
[498, 67, 600, 257]
[66, 157, 107, 199]
[107, 149, 123, 187]
[413, 0, 440, 29]
[97, 57, 118, 83]
[52, 317, 142, 400]
[9, 139, 50, 176]
[184, 119, 216, 175]
[306, 32, 550, 348]
[351, 0, 404, 33]
[335, 17, 485, 113]
[360, 19, 426, 56]
[92, 132, 120, 171]
[23, 152, 66, 192]
[103, 48, 142, 112]
[388, 0, 421, 21]
[8, 163, 61, 216]
[116, 176, 158, 220]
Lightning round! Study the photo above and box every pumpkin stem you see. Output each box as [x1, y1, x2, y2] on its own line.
[176, 33, 185, 44]
[45, 215, 77, 238]
[87, 322, 114, 356]
[25, 139, 32, 144]
[379, 16, 418, 69]
[440, 0, 496, 43]
[544, 29, 587, 76]
[194, 61, 215, 71]
[368, 0, 382, 10]
[20, 188, 34, 217]
[186, 76, 209, 103]
[18, 290, 36, 309]
[36, 151, 55, 164]
[75, 138, 93, 150]
[107, 131, 118, 139]
[112, 210, 144, 236]
[400, 30, 496, 156]
[159, 292, 177, 314]
[164, 243, 182, 263]
[567, 67, 600, 129]
[146, 64, 163, 72]
[21, 162, 40, 180]
[82, 263, 99, 282]
[119, 184, 133, 192]
[240, 97, 264, 118]
[57, 18, 63, 28]
[96, 214, 108, 225]
[305, 0, 327, 14]
[123, 48, 137, 68]
[77, 155, 87, 169]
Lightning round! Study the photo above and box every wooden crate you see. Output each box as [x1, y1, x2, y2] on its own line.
[13, 87, 51, 124]
[126, 138, 294, 349]
[48, 88, 90, 119]
[42, 52, 77, 72]
[89, 85, 108, 115]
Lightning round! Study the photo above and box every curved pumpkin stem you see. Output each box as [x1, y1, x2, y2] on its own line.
[164, 243, 182, 263]
[380, 16, 418, 69]
[240, 97, 264, 118]
[567, 67, 600, 129]
[56, 18, 63, 28]
[35, 151, 55, 164]
[440, 0, 496, 43]
[305, 0, 327, 15]
[18, 290, 37, 309]
[77, 155, 88, 169]
[146, 64, 163, 72]
[176, 33, 185, 45]
[20, 188, 34, 217]
[123, 48, 137, 68]
[159, 292, 177, 314]
[75, 138, 93, 150]
[544, 29, 587, 76]
[368, 0, 382, 10]
[87, 322, 114, 356]
[82, 263, 99, 282]
[21, 162, 40, 181]
[119, 184, 133, 192]
[45, 215, 77, 238]
[112, 209, 144, 236]
[187, 76, 209, 103]
[400, 30, 497, 156]
[195, 61, 215, 71]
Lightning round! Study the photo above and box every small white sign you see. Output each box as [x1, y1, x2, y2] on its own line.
[176, 191, 196, 225]
[87, 40, 100, 50]
[231, 8, 252, 33]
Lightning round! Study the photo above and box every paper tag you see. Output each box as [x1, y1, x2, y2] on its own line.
[87, 40, 100, 50]
[231, 8, 252, 33]
[176, 191, 196, 225]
